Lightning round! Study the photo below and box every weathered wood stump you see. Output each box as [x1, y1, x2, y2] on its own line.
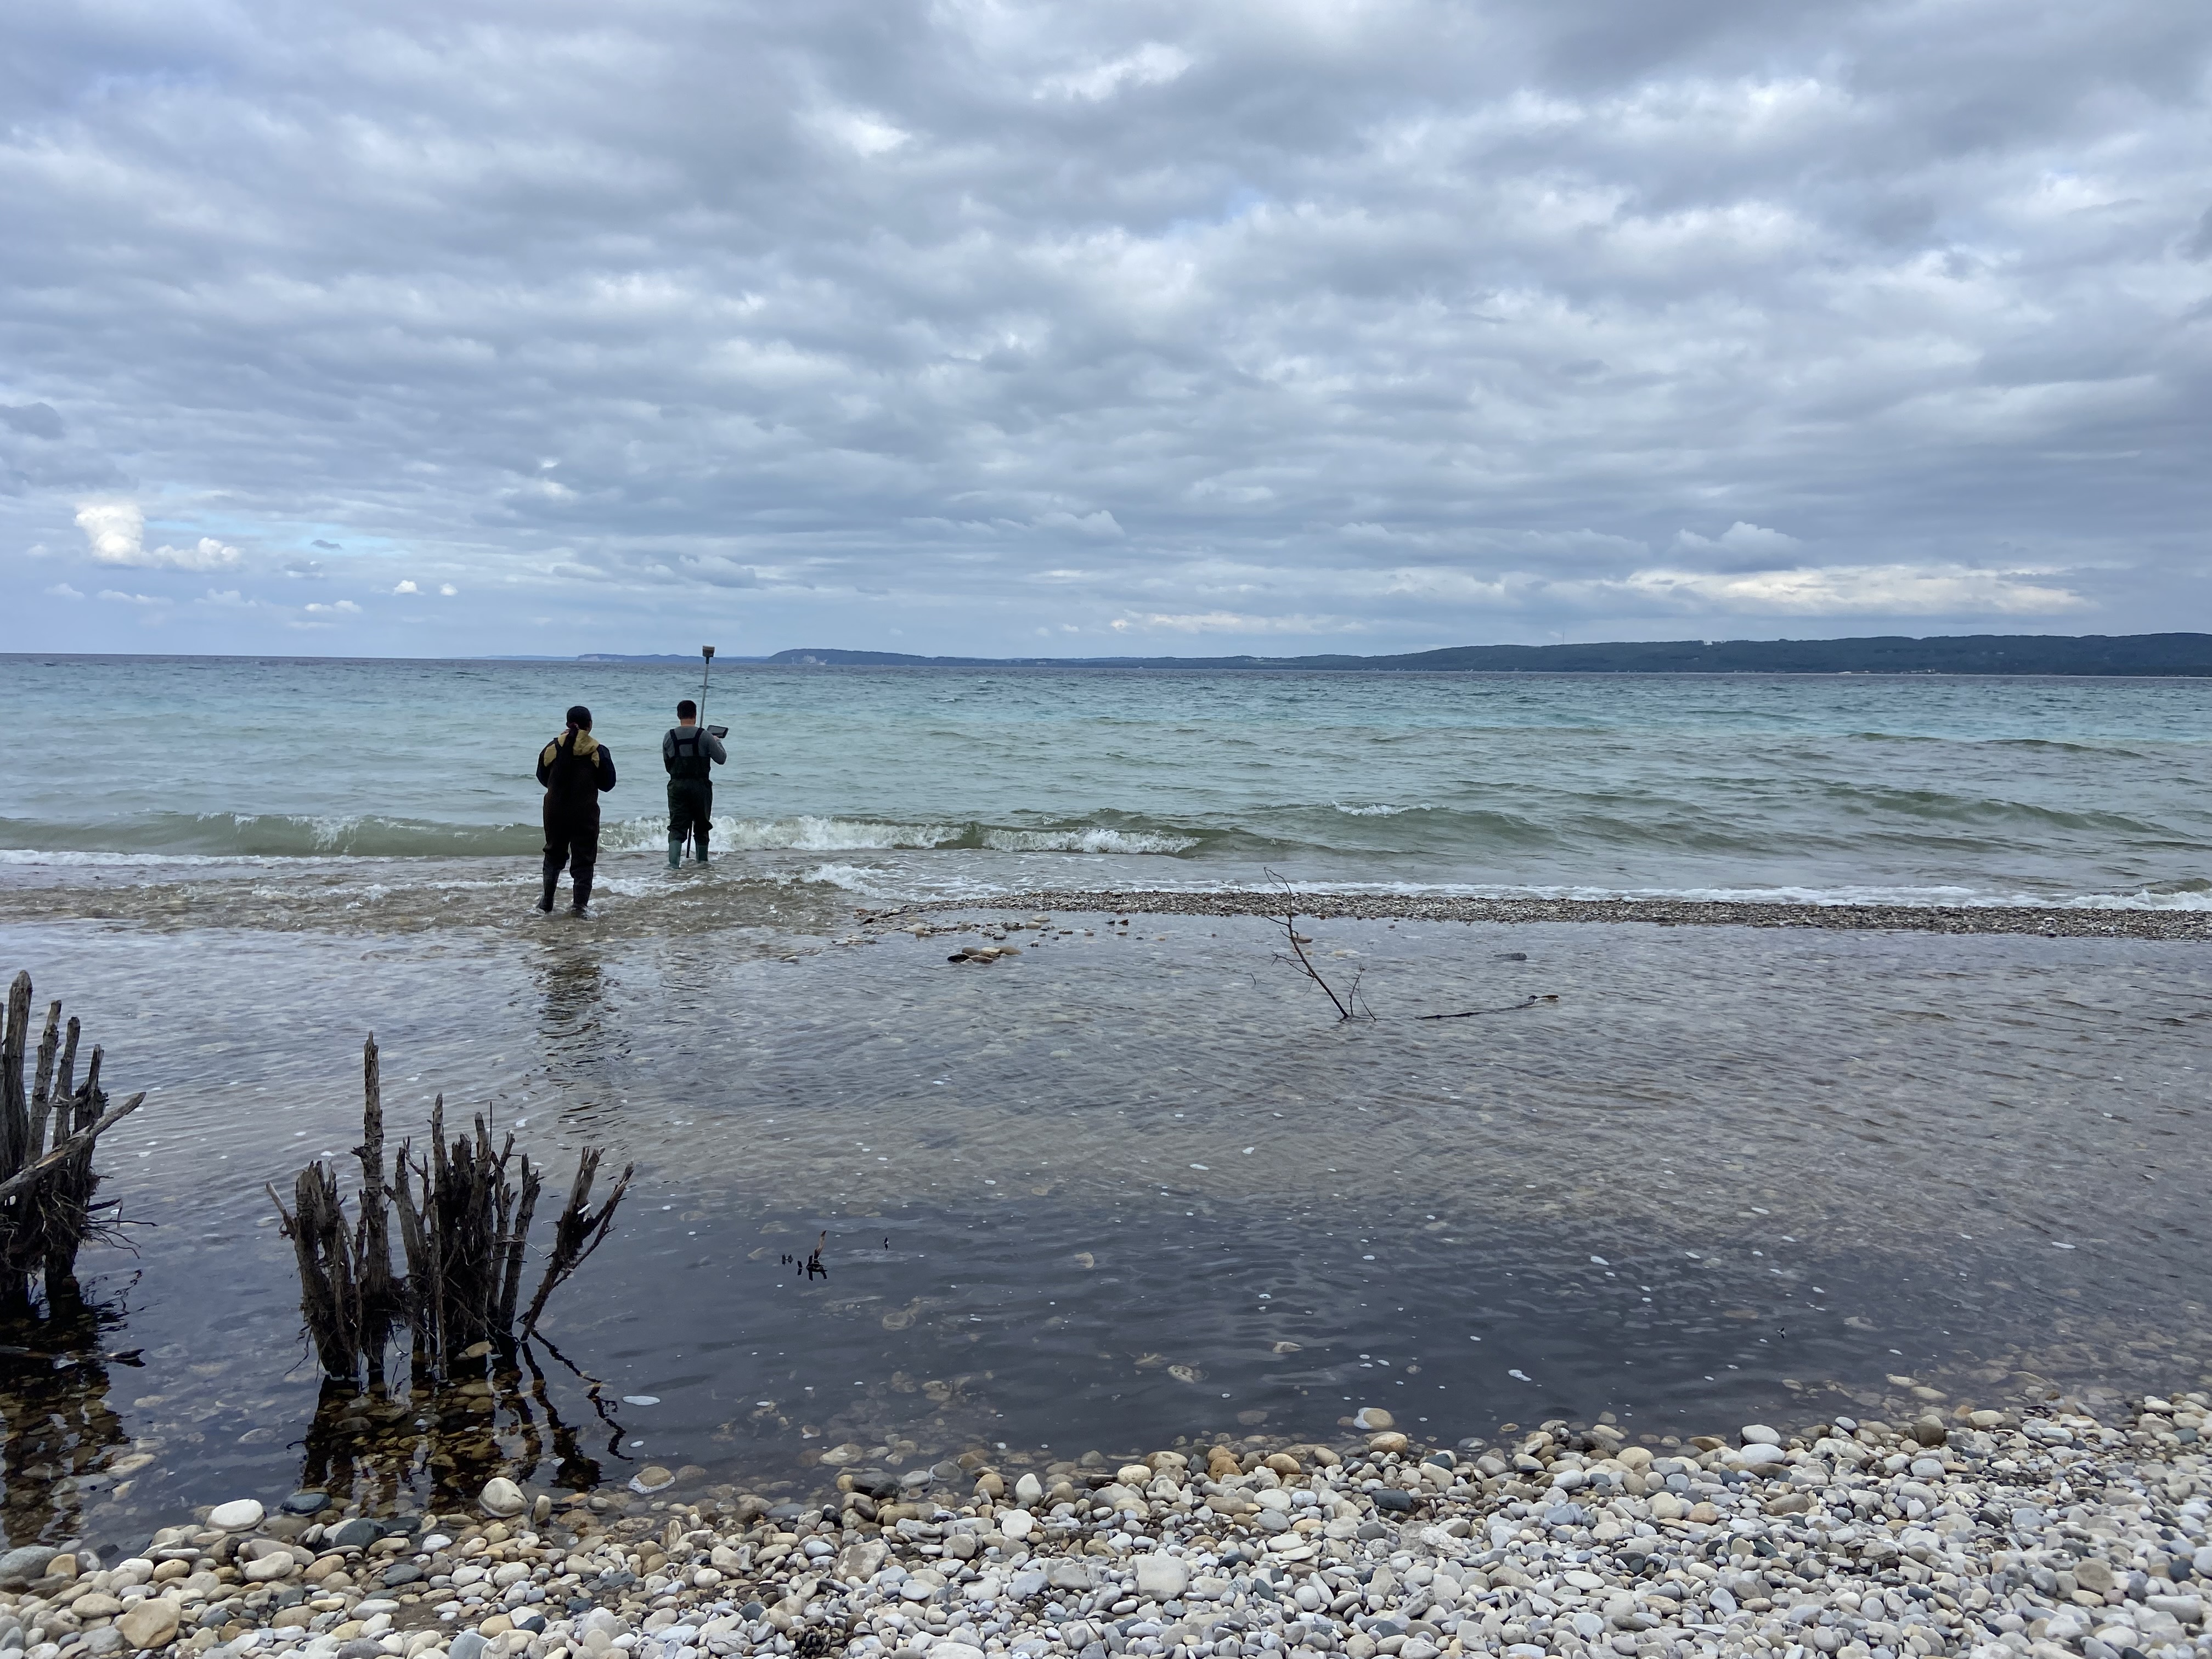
[270, 1036, 632, 1383]
[0, 970, 146, 1318]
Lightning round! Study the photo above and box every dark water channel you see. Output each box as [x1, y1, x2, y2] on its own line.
[2, 893, 2208, 1553]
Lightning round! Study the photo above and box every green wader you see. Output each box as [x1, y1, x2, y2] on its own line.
[666, 727, 714, 864]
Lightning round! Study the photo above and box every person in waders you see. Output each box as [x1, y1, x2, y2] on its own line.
[535, 704, 617, 914]
[662, 698, 726, 866]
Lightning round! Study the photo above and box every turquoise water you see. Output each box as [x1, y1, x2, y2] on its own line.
[1, 654, 2208, 905]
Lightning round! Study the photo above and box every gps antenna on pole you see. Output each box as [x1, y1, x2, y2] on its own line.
[699, 646, 716, 725]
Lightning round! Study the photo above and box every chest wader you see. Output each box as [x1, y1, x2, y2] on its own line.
[541, 734, 603, 914]
[667, 727, 714, 866]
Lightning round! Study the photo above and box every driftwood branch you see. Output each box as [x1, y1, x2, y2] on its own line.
[0, 1093, 145, 1206]
[1263, 871, 1370, 1022]
[521, 1150, 634, 1334]
[1, 970, 142, 1311]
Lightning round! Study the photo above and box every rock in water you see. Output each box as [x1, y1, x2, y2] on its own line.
[1354, 1407, 1395, 1431]
[629, 1466, 676, 1494]
[118, 1599, 182, 1650]
[478, 1477, 527, 1517]
[0, 1547, 57, 1589]
[208, 1498, 266, 1530]
[1739, 1425, 1780, 1446]
[1136, 1555, 1189, 1600]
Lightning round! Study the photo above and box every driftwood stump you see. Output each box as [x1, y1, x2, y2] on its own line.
[270, 1037, 631, 1384]
[0, 970, 145, 1318]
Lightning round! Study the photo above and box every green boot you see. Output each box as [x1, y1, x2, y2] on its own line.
[667, 838, 682, 870]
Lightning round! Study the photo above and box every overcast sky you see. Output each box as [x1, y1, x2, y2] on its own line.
[3, 0, 2207, 658]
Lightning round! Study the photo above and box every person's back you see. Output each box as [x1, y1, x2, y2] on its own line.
[535, 704, 617, 913]
[662, 699, 726, 867]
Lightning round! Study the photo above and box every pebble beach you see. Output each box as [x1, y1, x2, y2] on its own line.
[947, 893, 2212, 943]
[6, 1397, 2210, 1659]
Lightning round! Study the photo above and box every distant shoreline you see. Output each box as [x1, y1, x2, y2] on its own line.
[8, 629, 2212, 675]
[916, 888, 2212, 940]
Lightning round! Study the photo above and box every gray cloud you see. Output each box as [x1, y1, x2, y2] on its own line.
[1, 0, 2207, 654]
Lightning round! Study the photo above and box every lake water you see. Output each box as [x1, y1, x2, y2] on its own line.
[3, 655, 2209, 906]
[1, 657, 2208, 1551]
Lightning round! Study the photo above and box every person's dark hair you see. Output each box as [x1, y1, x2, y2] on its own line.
[676, 699, 697, 719]
[566, 704, 592, 730]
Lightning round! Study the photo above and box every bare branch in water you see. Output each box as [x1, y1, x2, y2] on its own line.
[1263, 870, 1370, 1022]
[1416, 995, 1558, 1020]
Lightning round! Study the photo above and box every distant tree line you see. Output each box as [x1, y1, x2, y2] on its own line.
[751, 632, 2212, 676]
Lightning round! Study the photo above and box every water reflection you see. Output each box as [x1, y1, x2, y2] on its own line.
[294, 1342, 617, 1516]
[535, 943, 610, 1052]
[0, 1288, 137, 1545]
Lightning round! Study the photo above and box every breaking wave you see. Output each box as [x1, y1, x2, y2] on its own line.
[0, 810, 1203, 862]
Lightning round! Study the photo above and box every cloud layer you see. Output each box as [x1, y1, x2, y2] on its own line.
[2, 0, 2207, 654]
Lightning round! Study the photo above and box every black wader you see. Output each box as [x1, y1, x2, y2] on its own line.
[539, 730, 614, 912]
[666, 726, 714, 863]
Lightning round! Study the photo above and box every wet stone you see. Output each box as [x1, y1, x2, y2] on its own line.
[281, 1491, 330, 1515]
[208, 1499, 266, 1530]
[330, 1520, 383, 1550]
[0, 1550, 57, 1590]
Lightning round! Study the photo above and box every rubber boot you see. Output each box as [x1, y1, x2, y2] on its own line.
[692, 838, 709, 866]
[668, 838, 682, 870]
[536, 873, 557, 913]
[571, 872, 591, 917]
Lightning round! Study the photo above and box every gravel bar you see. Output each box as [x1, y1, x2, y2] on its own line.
[924, 891, 2212, 941]
[7, 1396, 2210, 1659]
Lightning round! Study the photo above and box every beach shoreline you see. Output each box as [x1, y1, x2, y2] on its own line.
[901, 891, 2212, 942]
[3, 1392, 2207, 1659]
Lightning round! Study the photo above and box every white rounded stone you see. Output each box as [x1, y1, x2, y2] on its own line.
[478, 1476, 527, 1517]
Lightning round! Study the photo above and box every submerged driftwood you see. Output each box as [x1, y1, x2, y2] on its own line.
[270, 1036, 632, 1384]
[0, 970, 146, 1316]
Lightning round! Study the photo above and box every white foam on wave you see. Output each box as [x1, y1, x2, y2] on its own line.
[798, 862, 896, 893]
[599, 815, 959, 853]
[977, 826, 1195, 854]
[1331, 802, 1429, 817]
[598, 815, 1195, 855]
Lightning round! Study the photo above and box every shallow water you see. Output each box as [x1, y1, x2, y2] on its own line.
[3, 900, 2207, 1550]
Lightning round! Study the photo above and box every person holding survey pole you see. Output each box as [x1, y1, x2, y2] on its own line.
[662, 697, 726, 866]
[663, 646, 727, 867]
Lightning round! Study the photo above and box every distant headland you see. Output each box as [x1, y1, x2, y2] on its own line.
[578, 632, 2212, 675]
